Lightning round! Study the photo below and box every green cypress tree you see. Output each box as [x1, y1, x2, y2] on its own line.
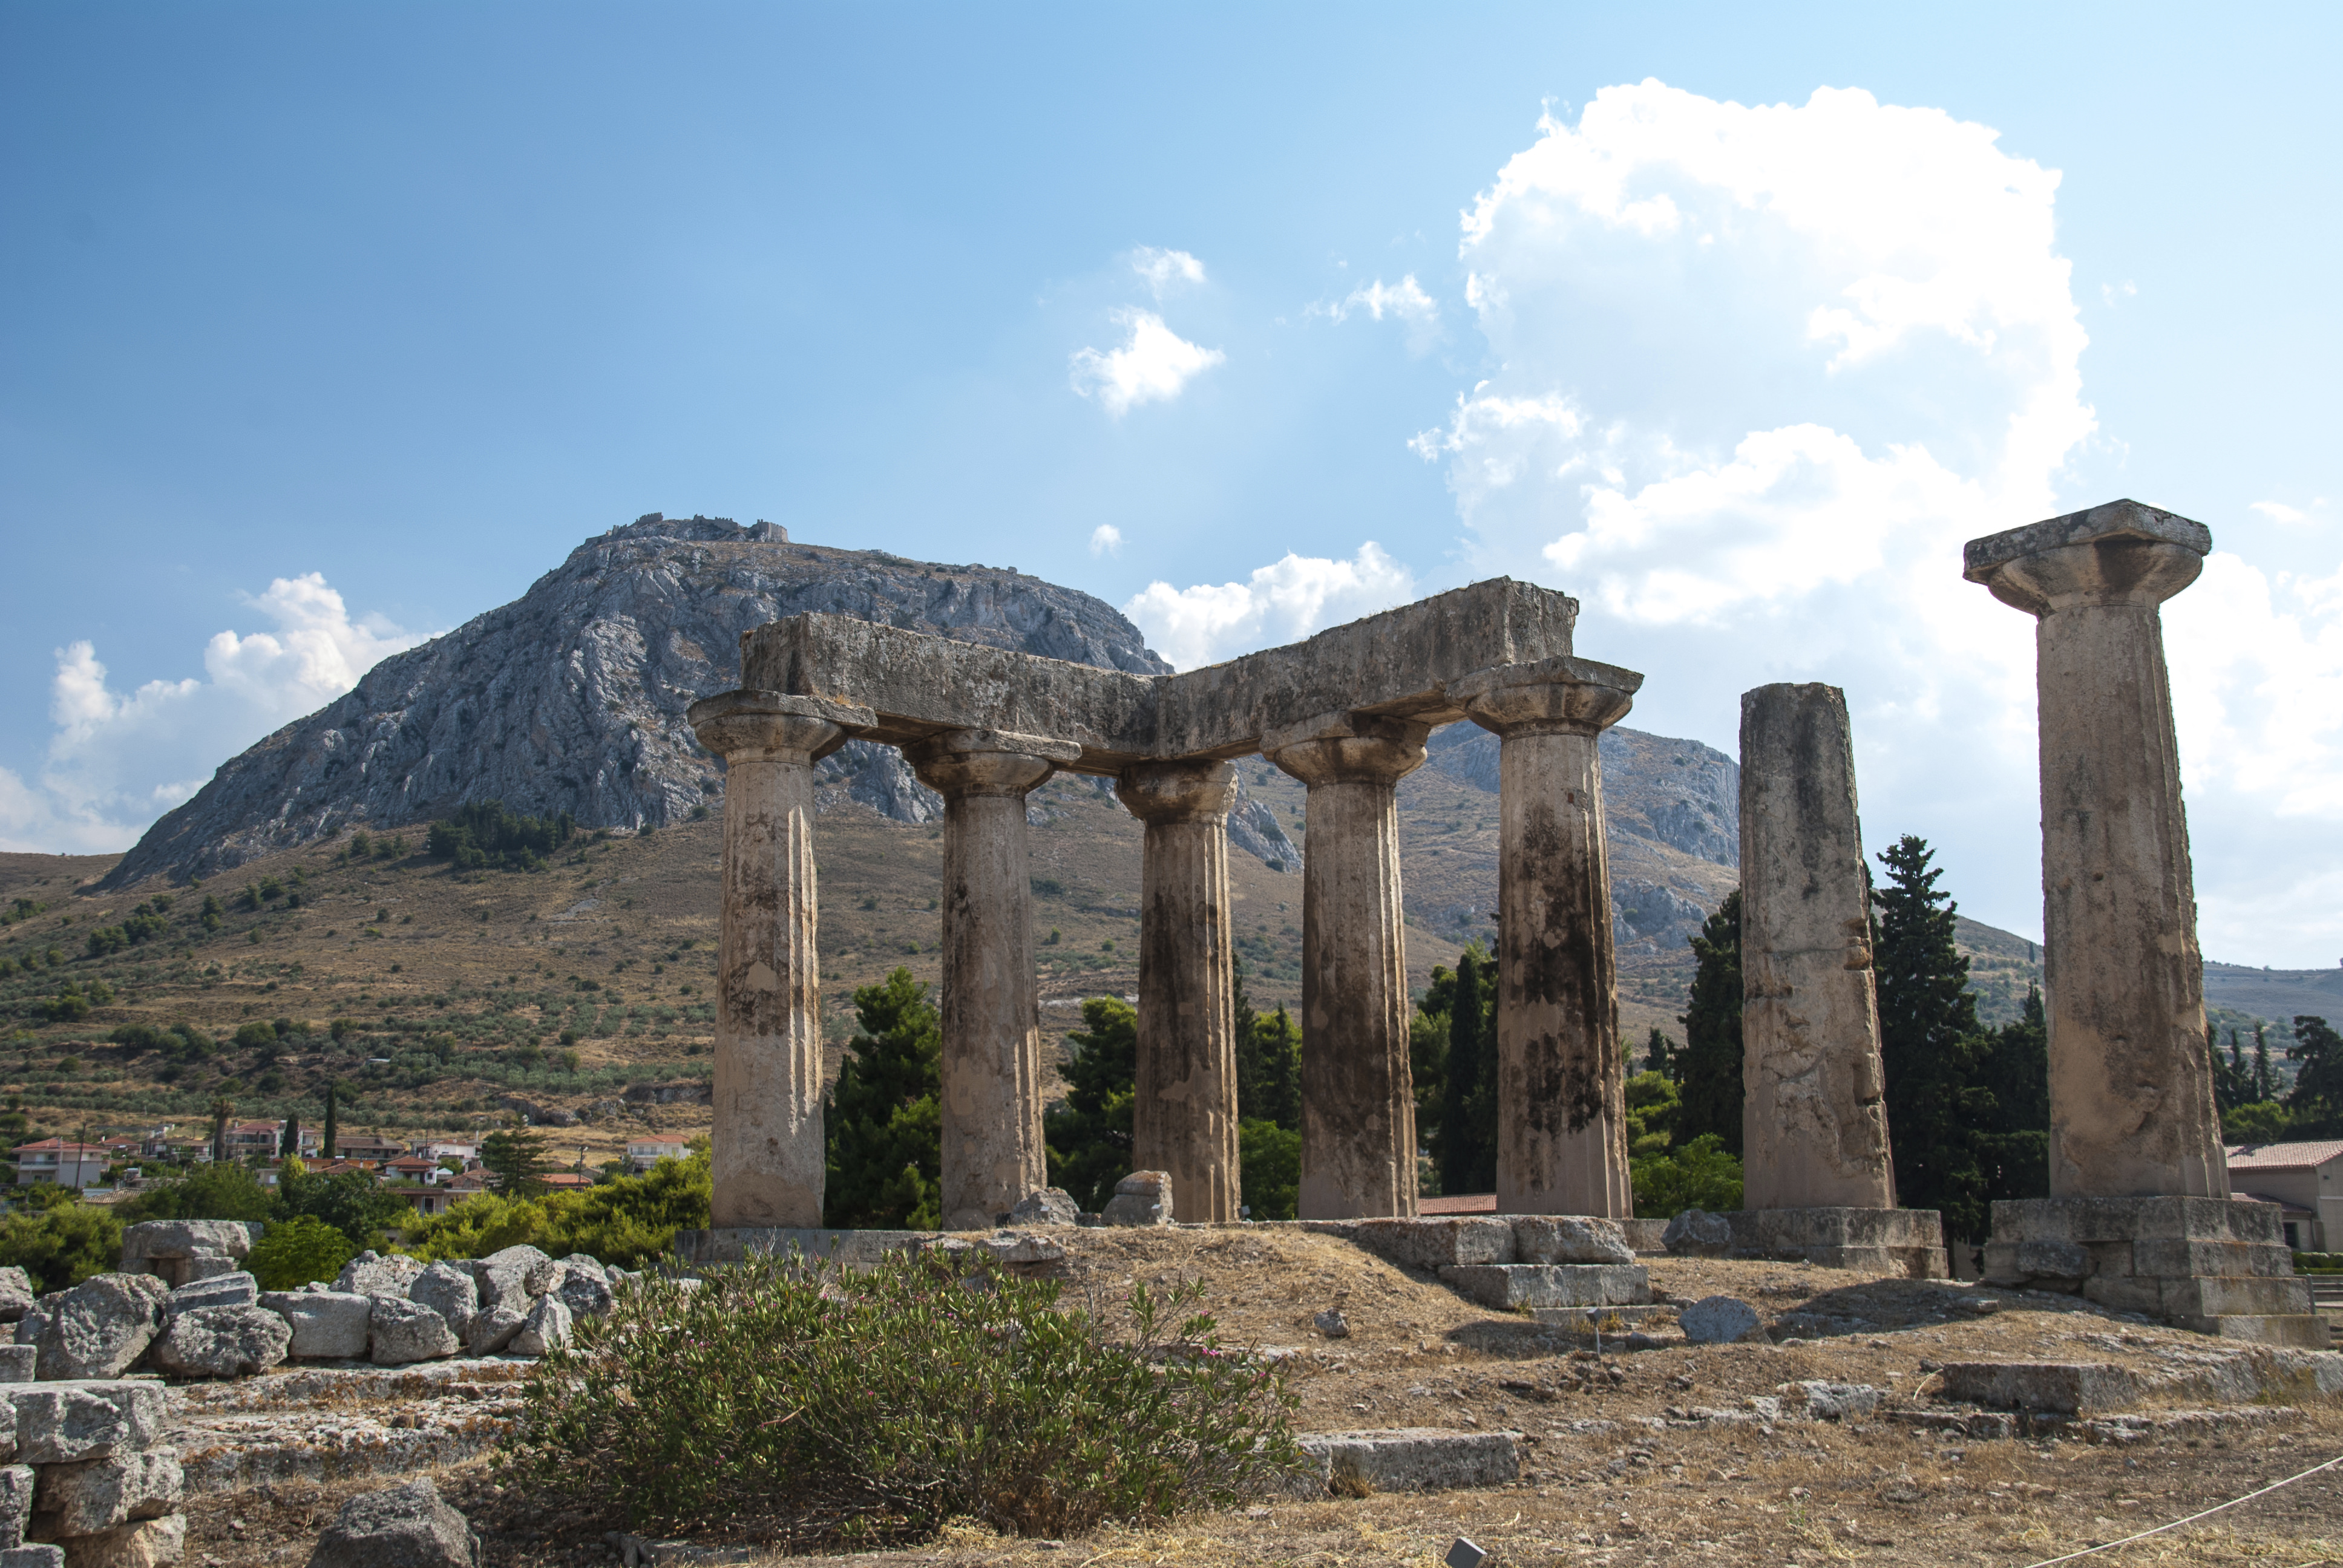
[2254, 1022, 2275, 1103]
[1043, 998, 1138, 1212]
[822, 968, 942, 1229]
[1971, 983, 2050, 1203]
[1872, 834, 1990, 1240]
[1438, 945, 1496, 1193]
[1248, 1006, 1303, 1132]
[2210, 1027, 2252, 1115]
[321, 1083, 339, 1161]
[278, 1114, 301, 1160]
[1674, 890, 1745, 1155]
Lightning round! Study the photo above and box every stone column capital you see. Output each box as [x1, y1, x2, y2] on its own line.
[1964, 500, 2210, 618]
[1261, 712, 1430, 788]
[1454, 655, 1642, 737]
[905, 727, 1079, 799]
[1116, 759, 1238, 825]
[687, 690, 874, 763]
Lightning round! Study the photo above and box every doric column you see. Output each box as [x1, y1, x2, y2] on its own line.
[1964, 500, 2227, 1200]
[1737, 683, 1897, 1210]
[686, 689, 871, 1229]
[1263, 713, 1429, 1220]
[906, 728, 1080, 1230]
[1116, 760, 1242, 1224]
[1454, 656, 1641, 1218]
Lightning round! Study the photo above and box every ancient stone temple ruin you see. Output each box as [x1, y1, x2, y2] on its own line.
[686, 580, 1674, 1233]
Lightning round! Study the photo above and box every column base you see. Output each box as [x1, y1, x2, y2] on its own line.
[1980, 1197, 2328, 1346]
[1727, 1208, 1948, 1279]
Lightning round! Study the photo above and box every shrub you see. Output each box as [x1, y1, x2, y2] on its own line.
[234, 1021, 278, 1049]
[1630, 1132, 1745, 1218]
[1237, 1119, 1300, 1221]
[0, 1201, 125, 1293]
[428, 800, 576, 871]
[496, 1249, 1299, 1547]
[116, 1160, 275, 1224]
[247, 1214, 356, 1291]
[405, 1142, 712, 1267]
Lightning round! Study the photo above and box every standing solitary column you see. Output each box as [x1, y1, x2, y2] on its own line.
[1455, 656, 1642, 1217]
[908, 728, 1081, 1230]
[1738, 683, 1896, 1210]
[687, 690, 871, 1229]
[1264, 713, 1429, 1220]
[1118, 760, 1242, 1223]
[1964, 500, 2226, 1199]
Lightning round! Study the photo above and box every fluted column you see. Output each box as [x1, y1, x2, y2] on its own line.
[907, 728, 1080, 1230]
[1116, 760, 1242, 1223]
[1964, 500, 2227, 1200]
[1454, 656, 1642, 1217]
[1737, 682, 1897, 1210]
[1263, 713, 1428, 1220]
[687, 690, 871, 1229]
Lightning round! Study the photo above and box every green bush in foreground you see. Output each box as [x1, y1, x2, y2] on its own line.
[497, 1249, 1300, 1547]
[247, 1214, 356, 1291]
[1631, 1132, 1745, 1219]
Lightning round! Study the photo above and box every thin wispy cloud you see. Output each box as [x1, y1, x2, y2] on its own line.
[1132, 246, 1207, 298]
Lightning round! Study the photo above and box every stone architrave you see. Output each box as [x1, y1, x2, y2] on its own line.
[907, 728, 1083, 1230]
[1116, 760, 1242, 1224]
[1737, 683, 1897, 1210]
[1963, 500, 2227, 1200]
[687, 690, 873, 1229]
[1264, 713, 1429, 1220]
[1453, 656, 1643, 1218]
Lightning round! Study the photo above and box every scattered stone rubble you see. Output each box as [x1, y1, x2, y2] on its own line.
[0, 1371, 181, 1568]
[305, 1477, 480, 1568]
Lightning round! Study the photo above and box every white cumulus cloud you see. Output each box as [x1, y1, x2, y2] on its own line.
[1089, 524, 1124, 556]
[1069, 309, 1226, 416]
[0, 573, 421, 854]
[1132, 247, 1207, 297]
[1124, 544, 1417, 671]
[1323, 274, 1442, 353]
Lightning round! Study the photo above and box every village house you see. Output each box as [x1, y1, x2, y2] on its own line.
[11, 1138, 111, 1188]
[626, 1139, 688, 1173]
[332, 1132, 407, 1161]
[221, 1120, 284, 1161]
[2227, 1140, 2343, 1251]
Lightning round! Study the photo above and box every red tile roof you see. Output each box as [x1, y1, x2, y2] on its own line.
[11, 1138, 110, 1156]
[2227, 1141, 2343, 1171]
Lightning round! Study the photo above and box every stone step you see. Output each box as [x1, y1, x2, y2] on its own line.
[1527, 1303, 1680, 1331]
[2171, 1313, 2332, 1348]
[1290, 1429, 1519, 1495]
[1437, 1264, 1650, 1310]
[1936, 1361, 2142, 1416]
[2082, 1273, 2317, 1319]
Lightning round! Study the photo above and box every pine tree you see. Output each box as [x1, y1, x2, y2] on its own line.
[1643, 1027, 1678, 1078]
[1873, 835, 1990, 1240]
[1972, 983, 2050, 1203]
[2287, 1016, 2343, 1134]
[1675, 890, 1744, 1155]
[1233, 960, 1300, 1131]
[823, 968, 942, 1229]
[1044, 998, 1137, 1212]
[481, 1123, 551, 1194]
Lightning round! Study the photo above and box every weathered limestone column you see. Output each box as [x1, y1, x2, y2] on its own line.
[1964, 501, 2227, 1200]
[906, 728, 1081, 1230]
[1117, 760, 1242, 1223]
[1453, 656, 1642, 1218]
[686, 690, 872, 1229]
[1264, 713, 1429, 1220]
[1738, 683, 1897, 1210]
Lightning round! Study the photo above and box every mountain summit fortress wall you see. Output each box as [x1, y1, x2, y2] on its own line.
[691, 578, 1628, 1226]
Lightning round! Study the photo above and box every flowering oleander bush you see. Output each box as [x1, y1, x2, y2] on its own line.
[497, 1247, 1300, 1547]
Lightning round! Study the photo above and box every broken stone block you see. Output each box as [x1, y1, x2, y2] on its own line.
[479, 1246, 560, 1298]
[31, 1450, 180, 1536]
[0, 1383, 168, 1465]
[459, 1262, 528, 1320]
[1, 1547, 61, 1568]
[306, 1479, 479, 1568]
[405, 1266, 478, 1339]
[1778, 1380, 1883, 1421]
[1006, 1188, 1079, 1227]
[1289, 1429, 1519, 1495]
[0, 1274, 33, 1327]
[551, 1260, 612, 1321]
[1511, 1216, 1634, 1266]
[1438, 1264, 1649, 1311]
[118, 1223, 253, 1265]
[258, 1293, 371, 1361]
[145, 1307, 290, 1380]
[0, 1350, 36, 1386]
[511, 1294, 571, 1357]
[365, 1300, 459, 1367]
[462, 1308, 525, 1357]
[0, 1465, 31, 1550]
[333, 1254, 424, 1301]
[162, 1275, 257, 1316]
[1312, 1309, 1350, 1339]
[1350, 1218, 1518, 1272]
[1661, 1210, 1732, 1257]
[20, 1278, 168, 1383]
[48, 1514, 183, 1568]
[1937, 1361, 2140, 1416]
[1679, 1296, 1765, 1345]
[1100, 1171, 1173, 1227]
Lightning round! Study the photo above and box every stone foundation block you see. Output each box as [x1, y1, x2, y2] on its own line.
[0, 1385, 167, 1465]
[31, 1452, 180, 1537]
[1619, 1218, 1668, 1255]
[2080, 1275, 2164, 1315]
[2158, 1275, 2316, 1319]
[1936, 1361, 2140, 1416]
[2133, 1240, 2297, 1279]
[117, 1224, 254, 1265]
[2169, 1315, 2332, 1348]
[1527, 1303, 1680, 1331]
[1724, 1209, 1947, 1278]
[1437, 1264, 1649, 1310]
[1510, 1217, 1633, 1266]
[0, 1351, 34, 1387]
[50, 1514, 182, 1568]
[2, 1547, 62, 1568]
[1291, 1429, 1519, 1495]
[258, 1293, 371, 1361]
[0, 1466, 31, 1550]
[1989, 1197, 2281, 1247]
[1353, 1219, 1518, 1272]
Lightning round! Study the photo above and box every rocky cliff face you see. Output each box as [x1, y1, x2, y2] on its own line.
[103, 514, 1172, 887]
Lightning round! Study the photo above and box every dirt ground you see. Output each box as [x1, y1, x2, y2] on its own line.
[169, 1232, 2343, 1567]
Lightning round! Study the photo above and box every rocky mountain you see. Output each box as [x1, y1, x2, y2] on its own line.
[102, 514, 1172, 888]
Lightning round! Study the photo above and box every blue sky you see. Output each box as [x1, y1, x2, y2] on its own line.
[3, 3, 2339, 966]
